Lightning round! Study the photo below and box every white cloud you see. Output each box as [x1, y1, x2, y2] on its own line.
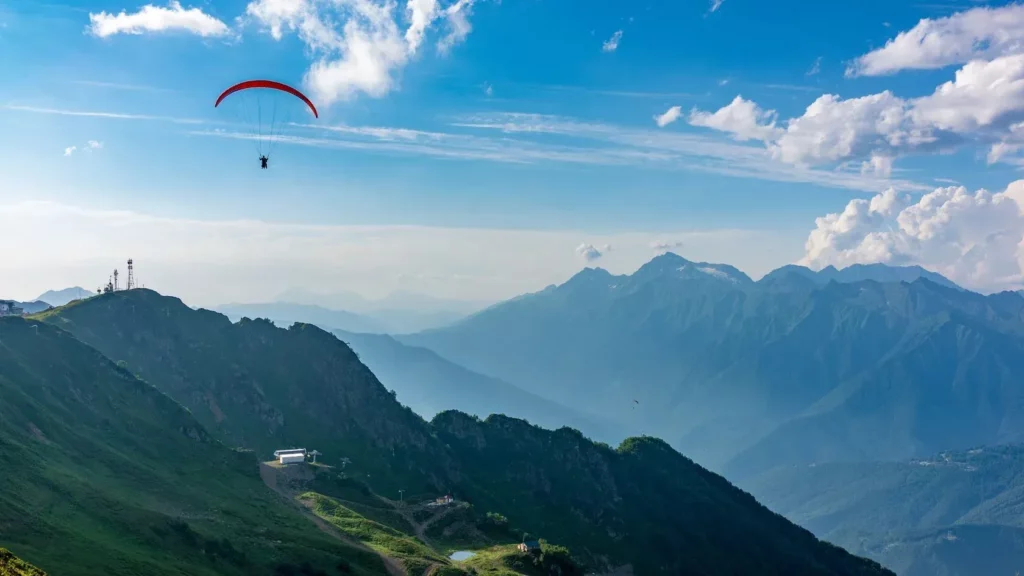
[602, 30, 622, 52]
[0, 201, 798, 306]
[88, 1, 229, 38]
[769, 91, 918, 166]
[576, 243, 608, 262]
[848, 4, 1024, 77]
[801, 183, 1024, 293]
[807, 56, 822, 76]
[654, 106, 682, 128]
[910, 54, 1024, 133]
[484, 82, 493, 97]
[405, 0, 440, 54]
[689, 96, 782, 142]
[64, 146, 77, 157]
[437, 0, 474, 54]
[709, 0, 724, 13]
[87, 140, 104, 150]
[245, 0, 478, 106]
[650, 240, 684, 253]
[860, 154, 893, 178]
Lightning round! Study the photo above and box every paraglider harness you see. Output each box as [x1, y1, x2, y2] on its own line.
[260, 155, 269, 169]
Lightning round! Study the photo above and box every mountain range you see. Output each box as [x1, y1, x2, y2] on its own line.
[0, 288, 892, 575]
[215, 300, 474, 335]
[335, 330, 626, 445]
[400, 253, 1024, 481]
[742, 444, 1024, 576]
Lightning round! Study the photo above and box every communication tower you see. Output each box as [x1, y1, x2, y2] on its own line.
[127, 259, 135, 290]
[113, 269, 119, 292]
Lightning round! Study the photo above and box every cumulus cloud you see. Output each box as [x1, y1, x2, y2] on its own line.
[689, 96, 782, 142]
[801, 183, 1024, 293]
[910, 54, 1024, 133]
[64, 146, 77, 157]
[682, 5, 1024, 176]
[88, 1, 229, 38]
[576, 243, 611, 262]
[245, 0, 478, 106]
[860, 154, 893, 178]
[87, 140, 104, 150]
[650, 240, 684, 253]
[847, 4, 1024, 77]
[602, 30, 622, 52]
[654, 106, 682, 128]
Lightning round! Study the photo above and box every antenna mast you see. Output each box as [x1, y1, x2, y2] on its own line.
[113, 269, 119, 292]
[127, 259, 135, 290]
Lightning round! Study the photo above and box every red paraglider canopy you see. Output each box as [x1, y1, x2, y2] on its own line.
[215, 80, 318, 118]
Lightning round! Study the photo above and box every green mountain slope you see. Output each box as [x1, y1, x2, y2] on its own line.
[0, 317, 391, 576]
[401, 253, 1024, 476]
[432, 412, 892, 576]
[741, 444, 1024, 575]
[33, 289, 893, 575]
[38, 290, 457, 495]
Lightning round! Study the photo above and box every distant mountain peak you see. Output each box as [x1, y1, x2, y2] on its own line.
[635, 252, 752, 285]
[760, 262, 963, 291]
[35, 286, 93, 307]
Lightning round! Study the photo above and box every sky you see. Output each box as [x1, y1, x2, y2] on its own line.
[4, 0, 1024, 307]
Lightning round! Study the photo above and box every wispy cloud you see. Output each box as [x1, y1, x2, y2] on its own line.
[4, 105, 205, 125]
[71, 80, 172, 92]
[806, 56, 822, 76]
[602, 30, 623, 52]
[654, 106, 683, 128]
[709, 0, 724, 13]
[64, 146, 77, 157]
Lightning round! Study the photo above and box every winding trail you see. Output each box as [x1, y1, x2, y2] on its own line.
[259, 463, 406, 576]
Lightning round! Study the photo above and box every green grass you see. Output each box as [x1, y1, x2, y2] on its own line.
[0, 549, 46, 576]
[0, 318, 389, 576]
[300, 492, 452, 573]
[458, 544, 582, 576]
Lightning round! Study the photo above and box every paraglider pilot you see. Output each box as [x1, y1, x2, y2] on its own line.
[260, 155, 269, 169]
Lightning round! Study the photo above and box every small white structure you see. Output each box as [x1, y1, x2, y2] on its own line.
[275, 448, 307, 465]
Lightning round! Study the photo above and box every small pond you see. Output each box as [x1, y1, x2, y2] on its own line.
[449, 551, 477, 561]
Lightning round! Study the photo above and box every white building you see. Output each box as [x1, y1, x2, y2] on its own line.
[275, 448, 307, 465]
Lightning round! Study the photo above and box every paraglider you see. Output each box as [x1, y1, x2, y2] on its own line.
[214, 80, 318, 169]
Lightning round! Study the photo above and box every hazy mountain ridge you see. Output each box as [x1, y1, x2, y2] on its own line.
[34, 287, 91, 307]
[216, 300, 467, 335]
[21, 289, 892, 575]
[402, 253, 1024, 477]
[742, 444, 1024, 576]
[335, 330, 626, 445]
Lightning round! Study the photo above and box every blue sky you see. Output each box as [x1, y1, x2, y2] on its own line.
[3, 0, 1024, 305]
